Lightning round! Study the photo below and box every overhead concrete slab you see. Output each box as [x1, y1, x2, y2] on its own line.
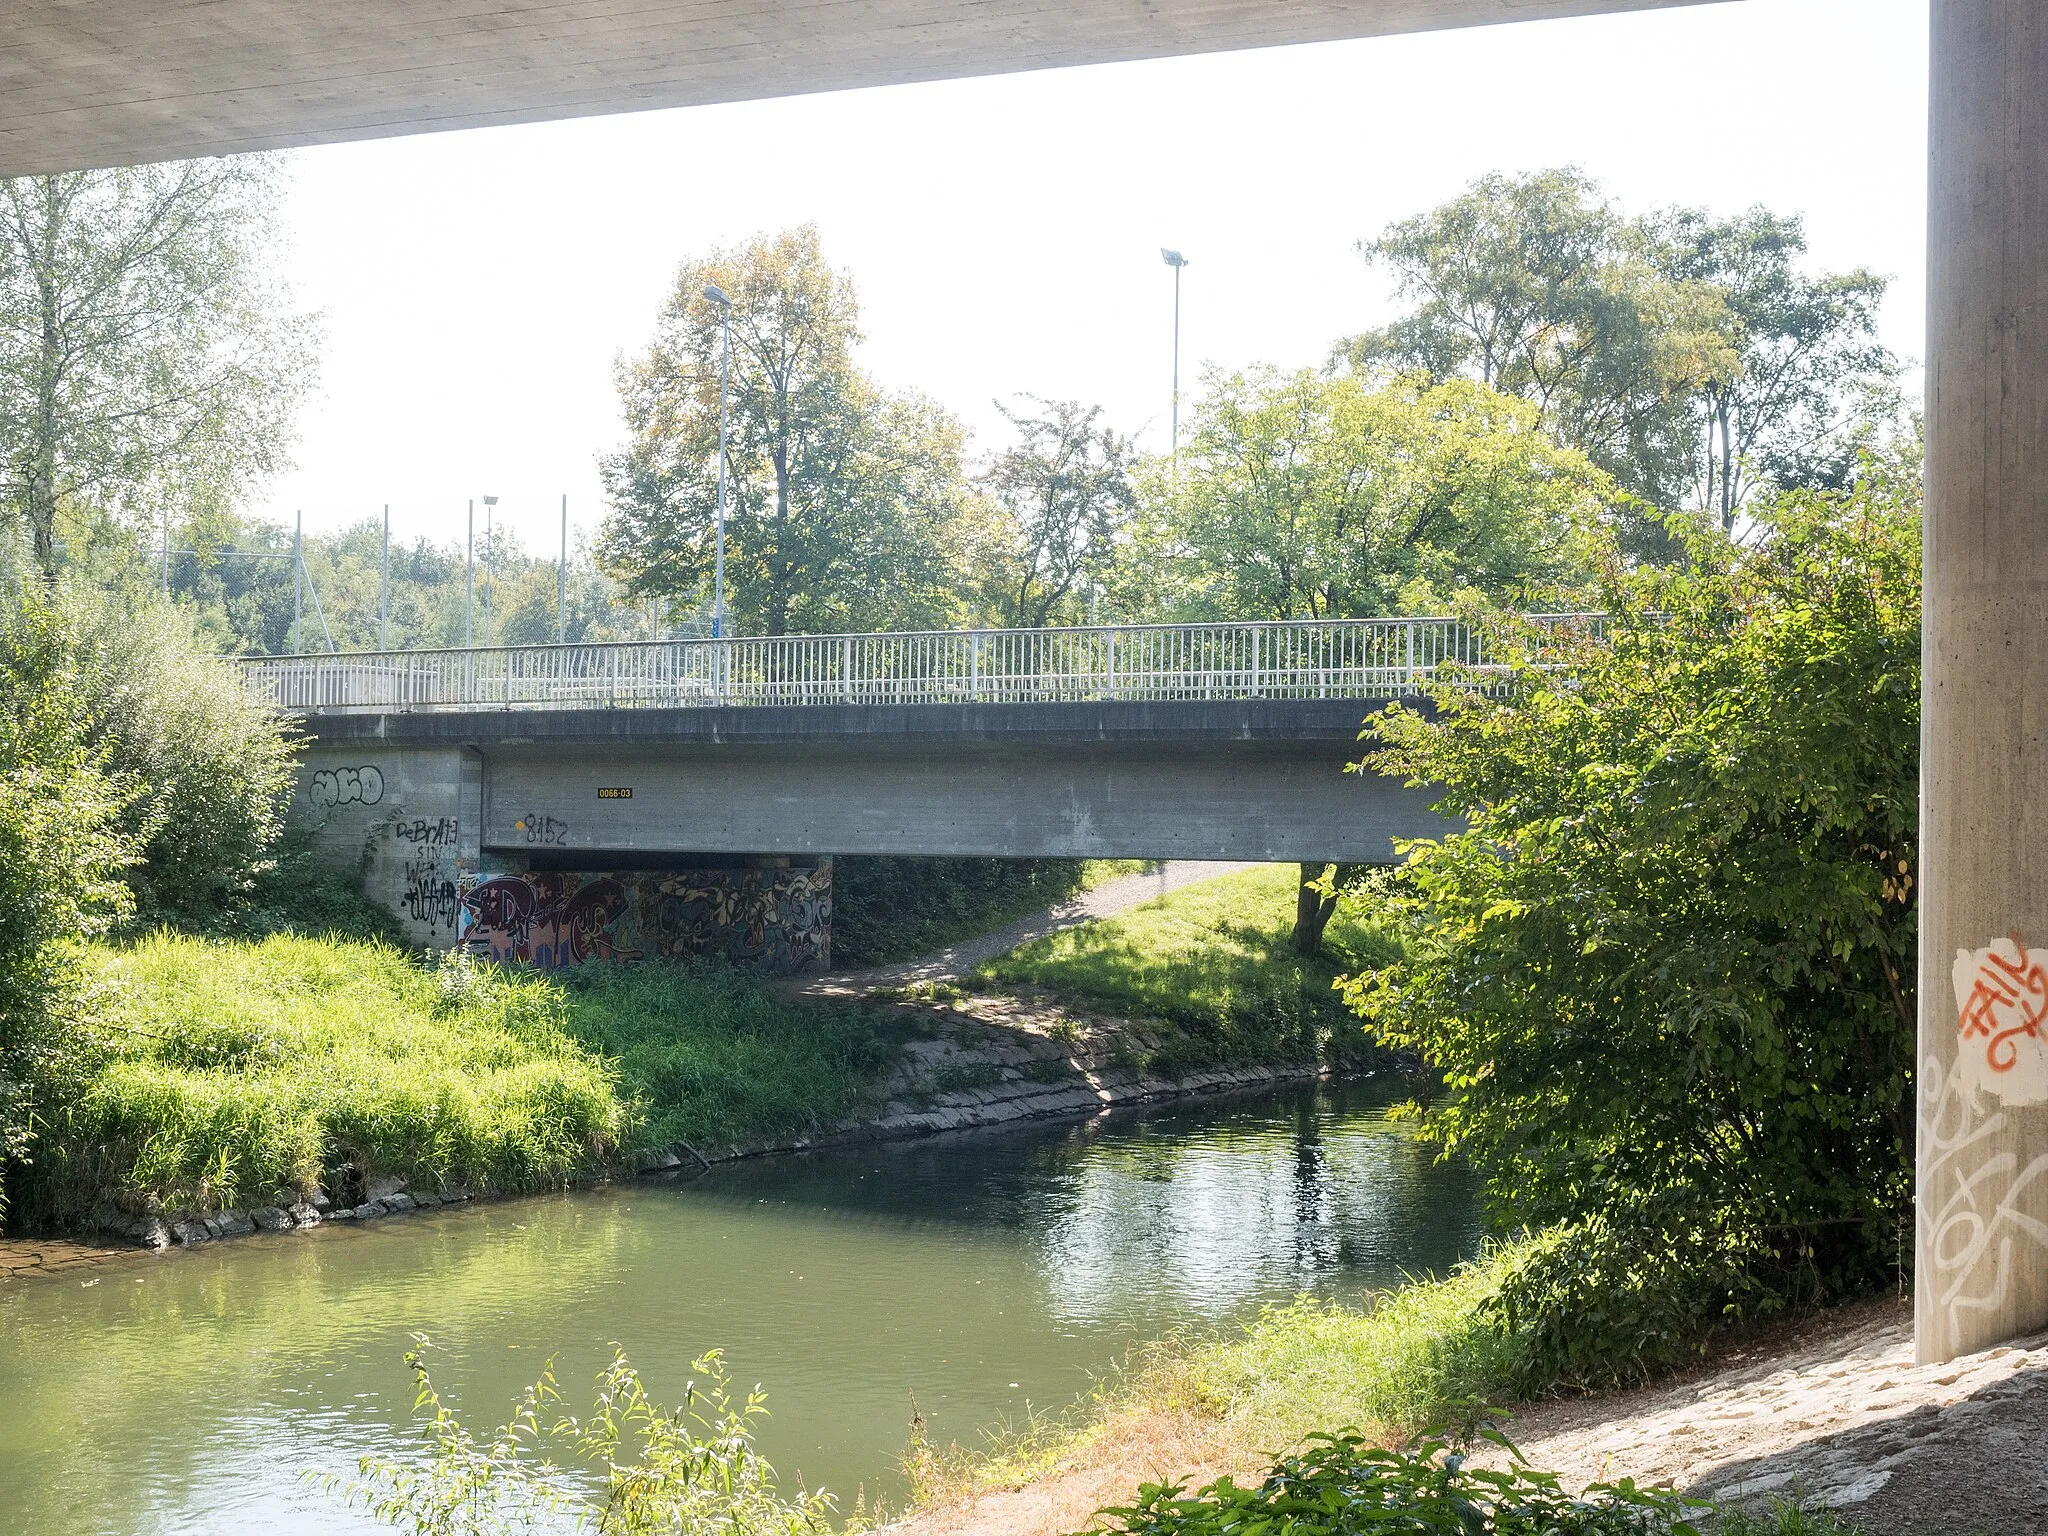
[4, 0, 1722, 176]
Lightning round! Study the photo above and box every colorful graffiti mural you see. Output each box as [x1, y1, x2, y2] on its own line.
[459, 864, 831, 974]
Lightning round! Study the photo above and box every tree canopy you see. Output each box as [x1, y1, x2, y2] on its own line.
[0, 159, 316, 581]
[1346, 168, 1898, 540]
[1153, 371, 1610, 621]
[598, 226, 972, 636]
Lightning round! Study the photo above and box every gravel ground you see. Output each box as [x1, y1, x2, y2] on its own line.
[1488, 1297, 2048, 1534]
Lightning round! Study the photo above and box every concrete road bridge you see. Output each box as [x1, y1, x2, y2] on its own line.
[257, 616, 1574, 953]
[21, 0, 2046, 1362]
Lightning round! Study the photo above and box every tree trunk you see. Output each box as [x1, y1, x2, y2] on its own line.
[1293, 863, 1335, 955]
[1292, 862, 1364, 956]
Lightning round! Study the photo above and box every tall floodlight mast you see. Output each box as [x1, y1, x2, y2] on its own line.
[1161, 249, 1189, 493]
[481, 494, 499, 646]
[705, 283, 734, 639]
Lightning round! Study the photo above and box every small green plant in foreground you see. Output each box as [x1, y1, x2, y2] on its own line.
[1094, 1430, 1702, 1536]
[335, 1341, 836, 1536]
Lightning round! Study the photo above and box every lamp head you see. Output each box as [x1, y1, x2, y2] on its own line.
[703, 284, 732, 306]
[482, 495, 498, 507]
[1161, 249, 1188, 268]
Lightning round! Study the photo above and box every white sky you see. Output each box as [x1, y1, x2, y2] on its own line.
[254, 0, 1930, 557]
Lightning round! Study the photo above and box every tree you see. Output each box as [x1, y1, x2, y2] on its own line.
[1652, 207, 1893, 531]
[1157, 371, 1608, 622]
[1345, 169, 1689, 519]
[1349, 170, 1899, 538]
[599, 226, 972, 635]
[1345, 454, 1921, 1336]
[0, 159, 315, 580]
[974, 398, 1135, 627]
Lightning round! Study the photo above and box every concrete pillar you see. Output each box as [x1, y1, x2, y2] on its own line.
[1918, 0, 2048, 1364]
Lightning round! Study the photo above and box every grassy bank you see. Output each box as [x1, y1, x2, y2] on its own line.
[13, 931, 914, 1228]
[973, 864, 1399, 1074]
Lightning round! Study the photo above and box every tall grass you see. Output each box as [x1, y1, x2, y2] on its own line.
[16, 933, 915, 1227]
[560, 959, 916, 1151]
[1135, 1252, 1528, 1447]
[976, 865, 1400, 1072]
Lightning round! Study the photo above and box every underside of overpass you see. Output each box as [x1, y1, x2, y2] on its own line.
[0, 0, 1715, 176]
[292, 697, 1450, 952]
[18, 0, 2048, 1365]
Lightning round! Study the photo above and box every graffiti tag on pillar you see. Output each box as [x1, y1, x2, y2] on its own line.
[1954, 935, 2048, 1105]
[393, 816, 460, 847]
[310, 765, 385, 808]
[514, 814, 570, 846]
[1920, 1047, 2048, 1336]
[401, 858, 461, 932]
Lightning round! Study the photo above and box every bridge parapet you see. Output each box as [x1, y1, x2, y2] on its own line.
[242, 615, 1603, 715]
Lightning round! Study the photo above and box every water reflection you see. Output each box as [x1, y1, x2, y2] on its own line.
[0, 1081, 1480, 1536]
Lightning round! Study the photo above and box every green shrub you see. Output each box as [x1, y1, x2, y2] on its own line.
[0, 594, 138, 1231]
[1483, 1203, 1782, 1391]
[1094, 1431, 1702, 1536]
[1349, 471, 1920, 1337]
[227, 823, 405, 943]
[58, 588, 299, 928]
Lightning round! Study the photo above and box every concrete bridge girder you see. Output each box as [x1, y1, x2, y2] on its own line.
[290, 698, 1452, 948]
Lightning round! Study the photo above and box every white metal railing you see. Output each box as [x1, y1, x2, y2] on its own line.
[237, 615, 1608, 714]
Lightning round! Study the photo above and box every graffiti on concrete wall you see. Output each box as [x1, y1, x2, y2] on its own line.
[394, 816, 460, 848]
[310, 764, 385, 807]
[459, 865, 831, 974]
[1921, 935, 2048, 1346]
[391, 811, 465, 938]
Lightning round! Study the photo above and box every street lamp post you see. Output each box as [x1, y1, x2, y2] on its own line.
[705, 283, 733, 639]
[465, 499, 474, 649]
[481, 494, 498, 647]
[1161, 249, 1189, 494]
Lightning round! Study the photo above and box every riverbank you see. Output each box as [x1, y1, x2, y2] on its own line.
[10, 864, 1368, 1257]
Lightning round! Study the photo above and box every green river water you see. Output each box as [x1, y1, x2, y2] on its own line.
[0, 1081, 1482, 1535]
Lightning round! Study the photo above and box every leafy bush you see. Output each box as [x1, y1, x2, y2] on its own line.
[339, 1343, 839, 1536]
[1482, 1203, 1781, 1391]
[1347, 469, 1920, 1354]
[0, 594, 137, 1231]
[1094, 1431, 1701, 1536]
[58, 588, 299, 927]
[227, 823, 405, 943]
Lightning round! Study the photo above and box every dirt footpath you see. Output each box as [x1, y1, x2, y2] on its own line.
[1490, 1298, 2048, 1534]
[893, 1299, 2048, 1536]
